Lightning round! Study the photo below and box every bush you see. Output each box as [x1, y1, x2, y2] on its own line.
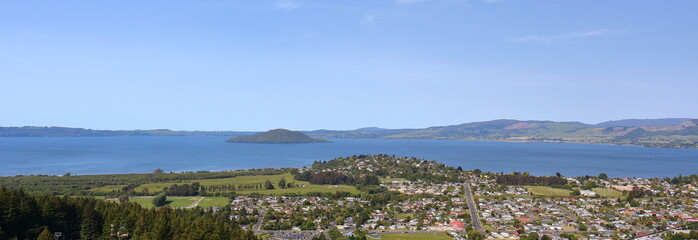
[152, 192, 167, 207]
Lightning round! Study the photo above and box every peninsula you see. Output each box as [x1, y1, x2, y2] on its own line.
[225, 128, 331, 143]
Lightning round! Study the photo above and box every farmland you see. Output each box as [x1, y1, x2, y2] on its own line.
[82, 173, 359, 196]
[524, 186, 572, 196]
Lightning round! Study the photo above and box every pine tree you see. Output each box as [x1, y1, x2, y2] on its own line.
[278, 178, 287, 189]
[80, 204, 102, 240]
[152, 192, 167, 207]
[264, 180, 275, 190]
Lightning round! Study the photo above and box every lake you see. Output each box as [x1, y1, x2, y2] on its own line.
[1, 137, 697, 177]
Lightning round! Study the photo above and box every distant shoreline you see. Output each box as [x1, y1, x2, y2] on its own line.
[3, 118, 697, 148]
[0, 134, 695, 149]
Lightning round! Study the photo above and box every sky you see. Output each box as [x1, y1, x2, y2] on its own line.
[1, 0, 697, 131]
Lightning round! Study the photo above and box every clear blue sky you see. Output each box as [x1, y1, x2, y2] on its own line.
[2, 0, 697, 131]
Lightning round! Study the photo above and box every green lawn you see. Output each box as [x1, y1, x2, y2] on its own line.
[396, 214, 414, 219]
[129, 196, 198, 208]
[524, 186, 572, 196]
[87, 184, 127, 193]
[592, 188, 623, 198]
[130, 173, 359, 195]
[198, 197, 231, 208]
[380, 233, 452, 240]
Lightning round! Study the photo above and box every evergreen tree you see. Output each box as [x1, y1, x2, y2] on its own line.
[264, 180, 275, 190]
[80, 203, 102, 240]
[278, 178, 287, 189]
[152, 192, 167, 207]
[598, 173, 609, 180]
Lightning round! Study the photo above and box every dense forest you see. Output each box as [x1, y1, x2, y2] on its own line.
[0, 187, 257, 240]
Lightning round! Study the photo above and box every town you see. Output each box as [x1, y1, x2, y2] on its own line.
[213, 155, 698, 240]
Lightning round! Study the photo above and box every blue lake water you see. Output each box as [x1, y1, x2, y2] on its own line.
[1, 137, 697, 178]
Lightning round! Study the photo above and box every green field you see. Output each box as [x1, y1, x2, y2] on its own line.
[592, 188, 623, 198]
[129, 196, 198, 208]
[524, 186, 572, 196]
[198, 197, 231, 208]
[88, 184, 127, 193]
[131, 173, 359, 195]
[380, 233, 452, 240]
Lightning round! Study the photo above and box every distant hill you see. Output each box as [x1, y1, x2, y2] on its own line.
[384, 119, 592, 140]
[306, 127, 416, 139]
[0, 126, 253, 137]
[226, 129, 330, 143]
[3, 118, 698, 148]
[305, 119, 698, 148]
[597, 118, 693, 127]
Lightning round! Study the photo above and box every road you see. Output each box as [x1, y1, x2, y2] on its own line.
[184, 197, 205, 209]
[253, 208, 268, 232]
[464, 182, 486, 234]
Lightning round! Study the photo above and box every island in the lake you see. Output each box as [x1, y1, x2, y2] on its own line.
[225, 128, 331, 143]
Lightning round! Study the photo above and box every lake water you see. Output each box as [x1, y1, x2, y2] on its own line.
[1, 137, 697, 178]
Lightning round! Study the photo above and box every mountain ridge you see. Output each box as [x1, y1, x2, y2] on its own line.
[596, 118, 693, 127]
[304, 119, 698, 148]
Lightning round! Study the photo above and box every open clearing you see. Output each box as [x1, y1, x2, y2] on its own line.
[197, 197, 231, 208]
[592, 188, 623, 198]
[88, 185, 127, 192]
[524, 186, 572, 196]
[129, 196, 198, 208]
[380, 233, 452, 240]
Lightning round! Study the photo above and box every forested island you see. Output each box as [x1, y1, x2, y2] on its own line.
[226, 129, 331, 143]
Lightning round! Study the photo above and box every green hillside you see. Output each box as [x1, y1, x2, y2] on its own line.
[307, 119, 698, 148]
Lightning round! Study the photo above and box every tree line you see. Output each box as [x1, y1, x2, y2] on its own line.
[294, 171, 355, 185]
[162, 183, 200, 196]
[496, 175, 567, 186]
